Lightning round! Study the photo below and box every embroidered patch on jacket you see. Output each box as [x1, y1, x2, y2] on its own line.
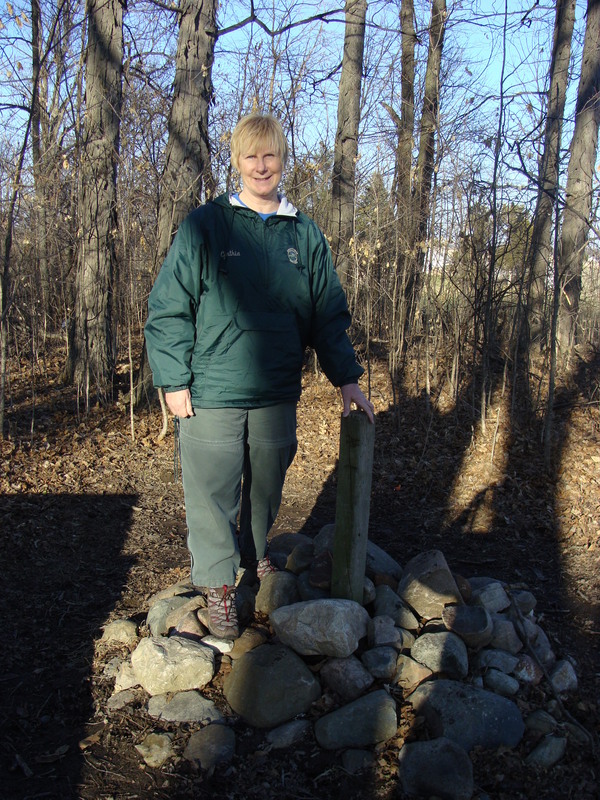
[287, 248, 299, 265]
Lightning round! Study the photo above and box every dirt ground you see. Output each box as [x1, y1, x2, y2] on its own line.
[1, 345, 599, 799]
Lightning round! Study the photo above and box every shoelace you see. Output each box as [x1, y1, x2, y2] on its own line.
[221, 585, 232, 621]
[257, 556, 277, 579]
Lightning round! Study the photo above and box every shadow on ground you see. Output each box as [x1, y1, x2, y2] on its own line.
[0, 493, 137, 799]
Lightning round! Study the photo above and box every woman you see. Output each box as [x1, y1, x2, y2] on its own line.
[145, 113, 374, 639]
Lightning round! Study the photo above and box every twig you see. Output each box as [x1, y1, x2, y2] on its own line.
[507, 589, 596, 752]
[490, 407, 500, 465]
[128, 325, 135, 442]
[14, 753, 33, 777]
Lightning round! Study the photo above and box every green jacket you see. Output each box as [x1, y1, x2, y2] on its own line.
[145, 192, 363, 407]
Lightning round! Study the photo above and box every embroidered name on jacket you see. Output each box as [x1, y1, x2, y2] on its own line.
[220, 249, 241, 258]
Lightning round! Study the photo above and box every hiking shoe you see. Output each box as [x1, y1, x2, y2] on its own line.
[256, 555, 278, 580]
[206, 585, 239, 640]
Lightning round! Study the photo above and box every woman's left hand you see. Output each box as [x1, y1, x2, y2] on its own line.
[340, 383, 375, 424]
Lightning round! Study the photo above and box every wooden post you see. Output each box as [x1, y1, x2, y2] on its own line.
[331, 410, 375, 602]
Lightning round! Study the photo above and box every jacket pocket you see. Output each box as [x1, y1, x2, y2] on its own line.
[194, 311, 304, 401]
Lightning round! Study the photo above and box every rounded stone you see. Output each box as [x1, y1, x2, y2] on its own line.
[223, 643, 321, 728]
[442, 604, 493, 650]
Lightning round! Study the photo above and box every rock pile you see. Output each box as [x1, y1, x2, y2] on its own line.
[101, 526, 584, 800]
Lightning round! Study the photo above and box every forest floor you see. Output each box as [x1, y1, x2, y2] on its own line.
[1, 342, 599, 799]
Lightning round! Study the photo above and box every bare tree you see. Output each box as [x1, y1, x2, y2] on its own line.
[155, 0, 216, 269]
[134, 0, 216, 405]
[67, 0, 125, 406]
[31, 0, 80, 334]
[387, 0, 447, 375]
[558, 0, 600, 355]
[525, 0, 576, 348]
[330, 0, 367, 294]
[1, 132, 32, 437]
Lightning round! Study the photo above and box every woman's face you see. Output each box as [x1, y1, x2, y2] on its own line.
[237, 145, 283, 208]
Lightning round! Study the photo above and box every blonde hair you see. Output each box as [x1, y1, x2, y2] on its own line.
[230, 113, 289, 171]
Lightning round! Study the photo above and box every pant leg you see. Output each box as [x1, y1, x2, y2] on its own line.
[178, 408, 247, 588]
[239, 403, 298, 562]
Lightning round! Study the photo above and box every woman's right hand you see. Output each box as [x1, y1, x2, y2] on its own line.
[165, 388, 194, 417]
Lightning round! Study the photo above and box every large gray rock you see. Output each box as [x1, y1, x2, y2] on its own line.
[408, 679, 524, 751]
[147, 691, 224, 724]
[550, 659, 578, 693]
[135, 733, 174, 768]
[518, 618, 556, 668]
[313, 523, 336, 554]
[483, 668, 520, 697]
[229, 627, 269, 660]
[489, 615, 523, 654]
[524, 735, 567, 768]
[255, 571, 300, 614]
[397, 550, 464, 620]
[510, 589, 537, 615]
[525, 709, 559, 734]
[266, 719, 311, 749]
[393, 655, 433, 692]
[171, 610, 208, 641]
[114, 660, 138, 692]
[131, 636, 215, 695]
[223, 643, 321, 728]
[476, 648, 520, 674]
[372, 585, 420, 630]
[147, 595, 192, 636]
[365, 541, 404, 582]
[165, 595, 205, 632]
[107, 689, 137, 711]
[147, 581, 195, 608]
[285, 542, 315, 574]
[368, 615, 408, 650]
[441, 604, 493, 650]
[513, 654, 544, 686]
[398, 737, 474, 800]
[314, 690, 397, 749]
[268, 532, 314, 565]
[297, 570, 329, 601]
[471, 581, 510, 613]
[361, 647, 398, 682]
[270, 599, 369, 657]
[320, 656, 374, 701]
[411, 632, 469, 679]
[100, 619, 139, 646]
[183, 724, 236, 771]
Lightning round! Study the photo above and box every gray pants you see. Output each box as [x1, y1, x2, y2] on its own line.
[178, 404, 297, 588]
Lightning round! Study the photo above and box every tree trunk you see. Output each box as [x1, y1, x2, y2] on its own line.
[155, 0, 216, 270]
[1, 120, 33, 438]
[388, 0, 446, 375]
[558, 0, 600, 356]
[397, 0, 415, 229]
[526, 0, 575, 344]
[412, 0, 446, 271]
[384, 0, 415, 378]
[330, 0, 367, 294]
[30, 0, 51, 327]
[68, 0, 124, 406]
[134, 0, 217, 407]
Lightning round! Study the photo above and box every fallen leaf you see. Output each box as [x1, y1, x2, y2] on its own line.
[79, 733, 102, 750]
[35, 744, 69, 763]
